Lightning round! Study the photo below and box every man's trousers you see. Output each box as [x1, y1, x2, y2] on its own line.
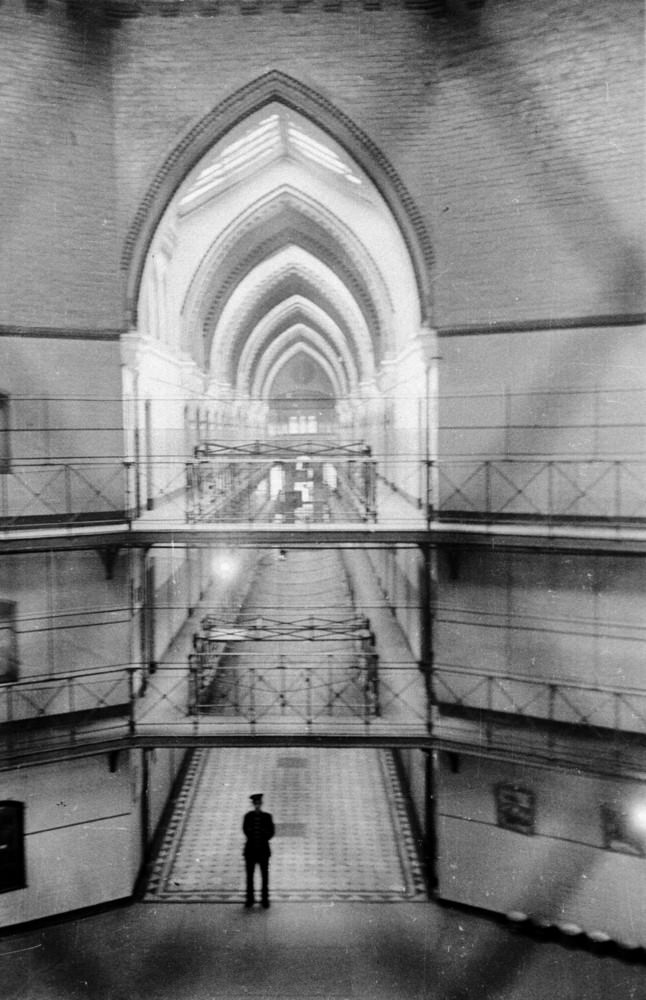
[245, 853, 269, 905]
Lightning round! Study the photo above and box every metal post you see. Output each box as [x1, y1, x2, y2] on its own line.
[249, 667, 256, 725]
[305, 671, 312, 726]
[362, 653, 370, 725]
[6, 684, 14, 760]
[64, 463, 72, 518]
[547, 461, 554, 518]
[615, 460, 622, 519]
[124, 461, 133, 521]
[128, 667, 136, 736]
[419, 541, 438, 893]
[188, 654, 198, 717]
[548, 683, 556, 750]
[485, 461, 491, 516]
[419, 543, 433, 733]
[0, 467, 7, 520]
[279, 654, 286, 713]
[68, 675, 75, 744]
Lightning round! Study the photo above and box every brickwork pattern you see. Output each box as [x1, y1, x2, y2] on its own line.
[0, 0, 642, 329]
[0, 1, 122, 328]
[112, 0, 645, 324]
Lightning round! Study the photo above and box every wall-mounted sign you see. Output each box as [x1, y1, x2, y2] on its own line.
[495, 783, 536, 836]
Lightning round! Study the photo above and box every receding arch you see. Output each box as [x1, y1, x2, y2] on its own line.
[209, 247, 375, 384]
[181, 186, 394, 366]
[238, 307, 358, 397]
[123, 70, 433, 324]
[260, 342, 345, 402]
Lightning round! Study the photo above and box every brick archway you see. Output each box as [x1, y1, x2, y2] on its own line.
[122, 70, 434, 325]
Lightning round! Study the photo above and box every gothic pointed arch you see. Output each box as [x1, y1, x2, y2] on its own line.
[181, 186, 394, 366]
[210, 248, 375, 384]
[236, 298, 358, 396]
[123, 71, 433, 324]
[260, 343, 344, 403]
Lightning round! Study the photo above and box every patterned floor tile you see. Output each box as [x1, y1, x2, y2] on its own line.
[144, 746, 426, 903]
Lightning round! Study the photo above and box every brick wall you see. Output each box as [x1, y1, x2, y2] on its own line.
[0, 0, 121, 329]
[111, 0, 645, 325]
[0, 0, 642, 329]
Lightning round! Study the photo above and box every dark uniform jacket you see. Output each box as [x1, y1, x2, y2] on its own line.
[243, 809, 275, 859]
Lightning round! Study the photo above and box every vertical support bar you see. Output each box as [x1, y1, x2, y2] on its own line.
[548, 683, 556, 750]
[188, 654, 198, 717]
[249, 667, 256, 726]
[279, 653, 286, 713]
[615, 460, 622, 519]
[306, 671, 312, 727]
[547, 461, 554, 518]
[424, 748, 437, 896]
[0, 466, 7, 520]
[486, 674, 493, 746]
[614, 690, 621, 738]
[419, 542, 433, 735]
[128, 667, 136, 736]
[419, 541, 438, 894]
[64, 463, 72, 518]
[140, 748, 150, 866]
[362, 652, 370, 725]
[485, 461, 491, 516]
[123, 461, 133, 521]
[145, 398, 153, 511]
[425, 362, 432, 529]
[68, 674, 76, 744]
[185, 462, 191, 523]
[6, 683, 14, 760]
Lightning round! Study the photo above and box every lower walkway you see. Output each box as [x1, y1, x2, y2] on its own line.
[144, 748, 426, 904]
[3, 745, 644, 998]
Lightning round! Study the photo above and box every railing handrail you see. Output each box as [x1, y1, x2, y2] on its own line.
[434, 661, 646, 700]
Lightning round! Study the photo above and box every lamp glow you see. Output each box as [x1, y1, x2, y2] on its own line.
[212, 550, 238, 580]
[629, 802, 646, 835]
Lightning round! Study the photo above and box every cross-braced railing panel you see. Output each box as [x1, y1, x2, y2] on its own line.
[197, 613, 373, 644]
[0, 657, 428, 750]
[0, 668, 130, 725]
[434, 664, 646, 736]
[437, 459, 646, 521]
[1, 462, 128, 526]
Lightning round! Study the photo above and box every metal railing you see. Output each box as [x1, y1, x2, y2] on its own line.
[436, 459, 646, 521]
[0, 657, 429, 755]
[2, 454, 645, 529]
[189, 651, 381, 725]
[4, 659, 645, 762]
[434, 664, 646, 739]
[0, 461, 132, 527]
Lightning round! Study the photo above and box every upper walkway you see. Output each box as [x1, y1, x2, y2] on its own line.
[3, 471, 646, 554]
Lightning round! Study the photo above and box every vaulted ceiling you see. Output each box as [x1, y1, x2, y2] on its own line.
[140, 101, 420, 416]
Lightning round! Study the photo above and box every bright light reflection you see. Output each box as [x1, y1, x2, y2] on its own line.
[212, 550, 238, 580]
[629, 802, 646, 834]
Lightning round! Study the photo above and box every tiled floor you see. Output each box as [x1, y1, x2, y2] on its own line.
[145, 747, 426, 903]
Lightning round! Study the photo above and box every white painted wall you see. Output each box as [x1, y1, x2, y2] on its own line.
[0, 337, 125, 520]
[434, 548, 646, 731]
[0, 753, 140, 928]
[435, 750, 646, 948]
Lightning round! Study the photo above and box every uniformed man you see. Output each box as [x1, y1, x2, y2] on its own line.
[242, 793, 275, 908]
